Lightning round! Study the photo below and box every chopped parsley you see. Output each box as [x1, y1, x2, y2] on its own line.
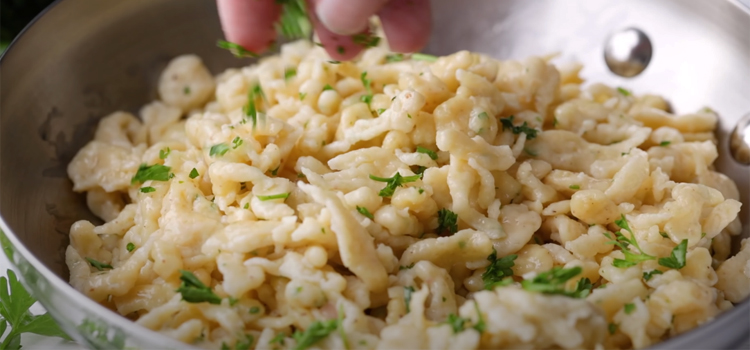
[270, 166, 280, 176]
[322, 84, 334, 91]
[624, 303, 636, 315]
[385, 53, 405, 63]
[616, 87, 631, 96]
[643, 269, 663, 281]
[369, 172, 422, 197]
[292, 319, 337, 350]
[659, 231, 669, 238]
[472, 301, 486, 333]
[416, 146, 438, 160]
[499, 115, 539, 140]
[356, 206, 374, 219]
[183, 86, 191, 95]
[299, 92, 307, 100]
[399, 263, 415, 271]
[140, 186, 156, 193]
[249, 306, 261, 314]
[569, 185, 580, 190]
[257, 193, 290, 201]
[446, 314, 466, 333]
[352, 33, 380, 48]
[336, 46, 345, 54]
[86, 257, 113, 271]
[436, 208, 458, 235]
[521, 266, 592, 298]
[126, 242, 135, 252]
[275, 0, 312, 40]
[243, 83, 265, 126]
[284, 68, 297, 80]
[269, 333, 286, 345]
[327, 60, 340, 64]
[175, 270, 221, 304]
[209, 143, 230, 157]
[376, 108, 386, 115]
[360, 71, 373, 106]
[605, 215, 655, 268]
[411, 53, 438, 62]
[658, 239, 688, 269]
[131, 163, 171, 184]
[659, 141, 671, 147]
[243, 203, 250, 209]
[232, 136, 243, 149]
[189, 168, 199, 179]
[159, 147, 170, 159]
[481, 249, 517, 290]
[217, 40, 258, 58]
[404, 286, 415, 313]
[609, 323, 618, 335]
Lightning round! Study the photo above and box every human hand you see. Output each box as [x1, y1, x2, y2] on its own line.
[216, 0, 431, 60]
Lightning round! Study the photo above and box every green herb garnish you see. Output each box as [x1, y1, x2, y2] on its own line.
[86, 257, 113, 271]
[520, 266, 591, 298]
[217, 40, 258, 58]
[140, 186, 156, 193]
[658, 239, 688, 269]
[131, 163, 172, 184]
[175, 270, 221, 305]
[322, 84, 334, 91]
[257, 193, 290, 201]
[352, 33, 380, 48]
[643, 269, 663, 281]
[399, 263, 415, 271]
[624, 303, 636, 314]
[411, 53, 438, 62]
[292, 319, 337, 350]
[499, 115, 539, 140]
[126, 243, 135, 252]
[482, 249, 517, 290]
[385, 54, 404, 63]
[189, 168, 199, 179]
[360, 71, 372, 107]
[159, 147, 170, 160]
[284, 68, 297, 80]
[437, 208, 458, 235]
[616, 87, 631, 96]
[232, 136, 243, 149]
[404, 286, 415, 313]
[369, 172, 422, 197]
[605, 215, 656, 268]
[416, 146, 438, 160]
[356, 206, 374, 219]
[299, 92, 307, 100]
[209, 143, 230, 157]
[275, 0, 312, 40]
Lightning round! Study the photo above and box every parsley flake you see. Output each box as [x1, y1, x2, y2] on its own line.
[404, 286, 415, 313]
[217, 40, 258, 58]
[411, 53, 438, 62]
[299, 92, 307, 100]
[437, 208, 458, 235]
[189, 168, 199, 179]
[369, 172, 422, 197]
[521, 266, 592, 298]
[275, 0, 312, 40]
[416, 146, 438, 160]
[159, 147, 170, 160]
[569, 185, 580, 190]
[356, 206, 374, 219]
[140, 186, 156, 193]
[659, 141, 671, 147]
[605, 215, 656, 268]
[175, 270, 221, 304]
[385, 53, 404, 63]
[126, 243, 135, 252]
[352, 33, 380, 48]
[284, 68, 297, 80]
[257, 193, 290, 201]
[658, 239, 688, 269]
[481, 249, 517, 290]
[209, 143, 230, 157]
[446, 314, 466, 333]
[322, 84, 334, 91]
[499, 116, 539, 140]
[399, 263, 415, 271]
[86, 257, 113, 271]
[131, 164, 171, 184]
[232, 136, 243, 149]
[624, 303, 636, 314]
[292, 319, 337, 350]
[616, 87, 631, 96]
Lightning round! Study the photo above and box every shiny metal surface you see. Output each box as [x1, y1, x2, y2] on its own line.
[730, 113, 750, 165]
[603, 27, 653, 77]
[0, 0, 748, 349]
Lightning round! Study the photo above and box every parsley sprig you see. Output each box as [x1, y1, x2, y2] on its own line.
[436, 208, 458, 235]
[0, 270, 71, 348]
[360, 72, 373, 106]
[356, 206, 374, 219]
[275, 0, 312, 40]
[482, 249, 517, 290]
[217, 40, 259, 58]
[243, 83, 266, 127]
[658, 239, 688, 269]
[292, 318, 338, 350]
[416, 146, 438, 160]
[352, 33, 380, 48]
[499, 116, 539, 140]
[369, 172, 421, 197]
[521, 266, 592, 298]
[175, 270, 221, 305]
[604, 215, 655, 268]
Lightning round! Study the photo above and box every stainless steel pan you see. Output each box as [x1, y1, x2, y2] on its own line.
[1, 0, 748, 348]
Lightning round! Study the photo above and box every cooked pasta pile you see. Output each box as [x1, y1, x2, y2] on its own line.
[65, 39, 747, 350]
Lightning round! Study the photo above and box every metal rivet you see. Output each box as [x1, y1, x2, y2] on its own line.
[604, 27, 653, 78]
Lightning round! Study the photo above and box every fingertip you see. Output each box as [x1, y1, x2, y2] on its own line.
[314, 0, 388, 36]
[378, 0, 432, 53]
[216, 0, 282, 53]
[308, 4, 364, 60]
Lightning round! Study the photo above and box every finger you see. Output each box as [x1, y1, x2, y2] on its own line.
[216, 0, 282, 53]
[308, 1, 364, 60]
[315, 0, 389, 35]
[378, 0, 432, 53]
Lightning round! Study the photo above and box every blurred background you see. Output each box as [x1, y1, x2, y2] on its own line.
[1, 0, 57, 53]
